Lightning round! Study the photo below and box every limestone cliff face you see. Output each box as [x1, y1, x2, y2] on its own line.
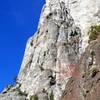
[0, 0, 100, 100]
[17, 1, 81, 99]
[68, 0, 100, 51]
[43, 0, 100, 51]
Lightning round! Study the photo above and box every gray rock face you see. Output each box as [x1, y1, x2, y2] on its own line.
[69, 0, 100, 51]
[0, 92, 26, 100]
[45, 0, 100, 51]
[0, 0, 100, 100]
[0, 85, 26, 100]
[17, 1, 81, 100]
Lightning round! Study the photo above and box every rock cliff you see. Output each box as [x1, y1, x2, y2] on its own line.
[61, 36, 100, 100]
[0, 0, 100, 100]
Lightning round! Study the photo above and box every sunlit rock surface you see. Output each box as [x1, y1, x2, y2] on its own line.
[45, 0, 100, 51]
[0, 0, 100, 100]
[69, 0, 100, 51]
[17, 1, 81, 99]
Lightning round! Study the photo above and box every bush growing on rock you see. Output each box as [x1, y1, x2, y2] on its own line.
[88, 24, 100, 42]
[49, 91, 54, 100]
[30, 94, 38, 100]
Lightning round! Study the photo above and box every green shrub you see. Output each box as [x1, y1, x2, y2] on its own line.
[30, 94, 38, 100]
[88, 24, 100, 42]
[49, 91, 54, 100]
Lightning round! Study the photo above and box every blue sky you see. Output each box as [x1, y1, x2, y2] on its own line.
[0, 0, 45, 92]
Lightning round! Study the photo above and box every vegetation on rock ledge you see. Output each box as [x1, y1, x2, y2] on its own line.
[88, 24, 100, 42]
[30, 94, 38, 100]
[49, 91, 54, 100]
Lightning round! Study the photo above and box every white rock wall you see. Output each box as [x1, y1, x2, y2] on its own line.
[45, 0, 100, 51]
[1, 0, 100, 100]
[69, 0, 100, 51]
[18, 1, 82, 99]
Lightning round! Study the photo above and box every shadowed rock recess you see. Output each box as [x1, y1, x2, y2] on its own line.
[0, 0, 100, 100]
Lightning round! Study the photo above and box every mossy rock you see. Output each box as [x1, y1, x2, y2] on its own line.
[30, 94, 38, 100]
[88, 24, 100, 42]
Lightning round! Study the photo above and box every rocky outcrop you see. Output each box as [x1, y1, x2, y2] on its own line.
[0, 84, 27, 100]
[0, 0, 81, 100]
[0, 0, 100, 100]
[46, 0, 100, 51]
[17, 1, 81, 100]
[61, 36, 100, 100]
[69, 0, 100, 51]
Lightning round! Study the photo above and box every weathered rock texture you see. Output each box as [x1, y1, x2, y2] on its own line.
[0, 84, 27, 100]
[61, 36, 100, 100]
[68, 0, 100, 51]
[44, 0, 100, 51]
[0, 0, 100, 100]
[17, 1, 81, 99]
